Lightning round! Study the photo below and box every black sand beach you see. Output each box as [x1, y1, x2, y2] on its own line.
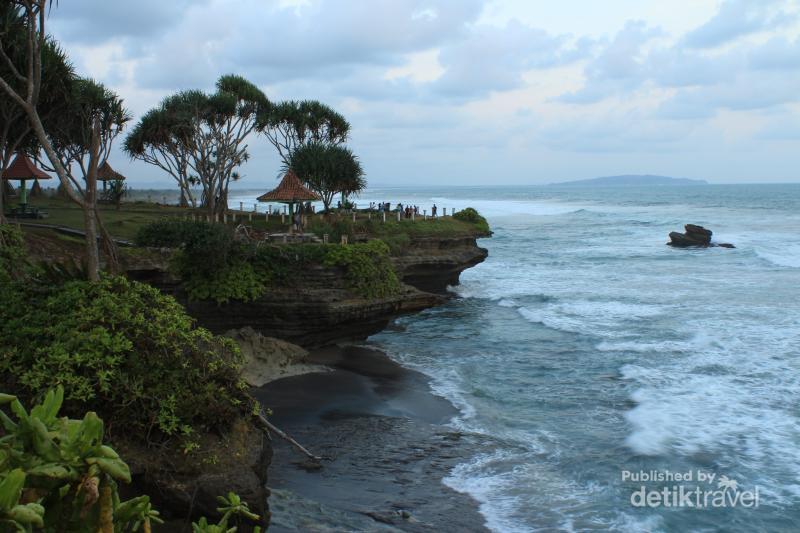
[252, 346, 490, 532]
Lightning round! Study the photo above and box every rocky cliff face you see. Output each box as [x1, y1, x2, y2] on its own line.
[117, 418, 271, 532]
[392, 235, 488, 293]
[125, 234, 487, 348]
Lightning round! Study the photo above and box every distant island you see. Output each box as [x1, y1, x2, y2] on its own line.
[550, 174, 708, 187]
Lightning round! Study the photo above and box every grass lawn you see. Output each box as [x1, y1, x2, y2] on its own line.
[15, 196, 486, 242]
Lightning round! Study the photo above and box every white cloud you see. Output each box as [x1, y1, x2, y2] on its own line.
[682, 0, 797, 48]
[43, 0, 800, 185]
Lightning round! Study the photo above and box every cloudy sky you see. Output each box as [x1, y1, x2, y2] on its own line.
[48, 0, 800, 187]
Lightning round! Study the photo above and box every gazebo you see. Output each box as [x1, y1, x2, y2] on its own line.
[97, 161, 126, 191]
[257, 170, 320, 217]
[2, 153, 51, 212]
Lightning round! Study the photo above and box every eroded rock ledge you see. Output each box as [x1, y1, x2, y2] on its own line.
[392, 235, 489, 293]
[126, 234, 488, 347]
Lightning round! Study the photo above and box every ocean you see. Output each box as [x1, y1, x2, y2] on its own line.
[233, 184, 800, 532]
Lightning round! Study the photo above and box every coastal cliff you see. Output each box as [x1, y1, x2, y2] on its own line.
[392, 235, 489, 293]
[125, 234, 488, 347]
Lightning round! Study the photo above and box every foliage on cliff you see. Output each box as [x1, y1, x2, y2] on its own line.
[306, 207, 491, 252]
[452, 207, 490, 234]
[0, 272, 250, 440]
[136, 219, 402, 302]
[323, 240, 400, 298]
[0, 388, 263, 532]
[0, 225, 28, 284]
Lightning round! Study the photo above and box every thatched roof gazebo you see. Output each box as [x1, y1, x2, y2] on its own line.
[2, 153, 51, 206]
[98, 161, 126, 185]
[257, 170, 320, 216]
[97, 161, 127, 192]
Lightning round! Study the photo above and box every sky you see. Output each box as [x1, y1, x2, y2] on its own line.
[46, 0, 800, 187]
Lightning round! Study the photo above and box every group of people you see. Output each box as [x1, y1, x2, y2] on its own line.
[369, 202, 439, 218]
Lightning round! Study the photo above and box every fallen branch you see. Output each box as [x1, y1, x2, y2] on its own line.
[255, 412, 323, 464]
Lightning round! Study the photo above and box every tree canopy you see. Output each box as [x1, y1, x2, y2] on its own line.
[0, 2, 73, 219]
[125, 74, 269, 214]
[41, 77, 131, 193]
[285, 142, 365, 211]
[259, 99, 350, 166]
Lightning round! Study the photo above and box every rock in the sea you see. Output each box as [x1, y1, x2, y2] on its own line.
[667, 224, 734, 248]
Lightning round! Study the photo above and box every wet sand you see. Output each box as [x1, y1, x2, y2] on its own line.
[252, 345, 489, 532]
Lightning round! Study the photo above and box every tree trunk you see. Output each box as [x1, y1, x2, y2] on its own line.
[0, 174, 5, 225]
[83, 119, 102, 281]
[83, 197, 100, 281]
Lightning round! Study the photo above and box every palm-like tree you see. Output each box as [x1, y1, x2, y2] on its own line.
[284, 142, 364, 212]
[260, 100, 350, 166]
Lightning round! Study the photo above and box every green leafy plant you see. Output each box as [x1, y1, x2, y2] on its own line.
[191, 492, 262, 533]
[0, 225, 27, 284]
[452, 207, 490, 234]
[135, 218, 404, 303]
[323, 240, 401, 298]
[0, 387, 162, 532]
[182, 260, 265, 304]
[0, 389, 263, 532]
[0, 276, 249, 440]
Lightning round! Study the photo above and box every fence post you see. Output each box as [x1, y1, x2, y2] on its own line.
[248, 212, 252, 222]
[323, 233, 329, 244]
[281, 214, 285, 224]
[223, 213, 227, 224]
[214, 214, 218, 224]
[352, 212, 356, 222]
[397, 211, 401, 222]
[239, 201, 243, 212]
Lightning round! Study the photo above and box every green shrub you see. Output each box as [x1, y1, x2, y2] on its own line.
[0, 388, 162, 531]
[136, 219, 404, 303]
[0, 225, 27, 284]
[453, 207, 490, 233]
[157, 222, 263, 304]
[323, 240, 401, 298]
[134, 219, 229, 252]
[0, 276, 249, 439]
[250, 243, 328, 286]
[307, 217, 355, 244]
[182, 260, 265, 304]
[0, 389, 263, 532]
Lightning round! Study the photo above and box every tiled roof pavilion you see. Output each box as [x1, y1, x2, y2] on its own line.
[257, 170, 320, 203]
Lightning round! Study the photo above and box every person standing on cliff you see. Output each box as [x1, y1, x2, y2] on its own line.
[293, 210, 303, 234]
[432, 204, 437, 217]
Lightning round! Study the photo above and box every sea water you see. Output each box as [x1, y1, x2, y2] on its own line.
[232, 184, 800, 532]
[366, 184, 800, 532]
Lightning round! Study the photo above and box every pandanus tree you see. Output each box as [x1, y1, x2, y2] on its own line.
[0, 2, 72, 223]
[123, 103, 196, 207]
[285, 142, 365, 212]
[0, 0, 118, 280]
[37, 78, 130, 271]
[39, 78, 131, 196]
[126, 74, 269, 216]
[259, 100, 350, 166]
